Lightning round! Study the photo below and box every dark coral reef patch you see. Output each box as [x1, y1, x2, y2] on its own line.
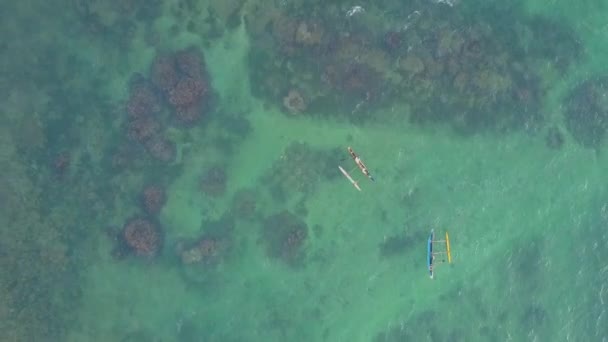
[261, 211, 309, 267]
[564, 77, 608, 149]
[263, 142, 339, 202]
[245, 2, 583, 134]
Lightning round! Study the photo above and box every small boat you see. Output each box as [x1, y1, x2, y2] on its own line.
[348, 147, 375, 181]
[338, 146, 375, 191]
[427, 229, 452, 279]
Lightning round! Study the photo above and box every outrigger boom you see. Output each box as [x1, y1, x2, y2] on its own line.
[338, 166, 361, 191]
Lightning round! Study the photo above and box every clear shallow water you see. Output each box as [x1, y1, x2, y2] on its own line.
[1, 0, 607, 341]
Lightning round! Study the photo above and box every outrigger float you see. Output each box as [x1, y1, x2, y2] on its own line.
[427, 229, 452, 279]
[338, 146, 375, 191]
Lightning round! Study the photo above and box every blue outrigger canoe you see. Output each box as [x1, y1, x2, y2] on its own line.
[427, 229, 434, 279]
[427, 229, 452, 279]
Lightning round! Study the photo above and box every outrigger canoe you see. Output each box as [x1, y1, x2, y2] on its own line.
[427, 229, 452, 279]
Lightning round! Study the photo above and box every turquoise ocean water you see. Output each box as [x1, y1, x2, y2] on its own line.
[1, 0, 607, 341]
